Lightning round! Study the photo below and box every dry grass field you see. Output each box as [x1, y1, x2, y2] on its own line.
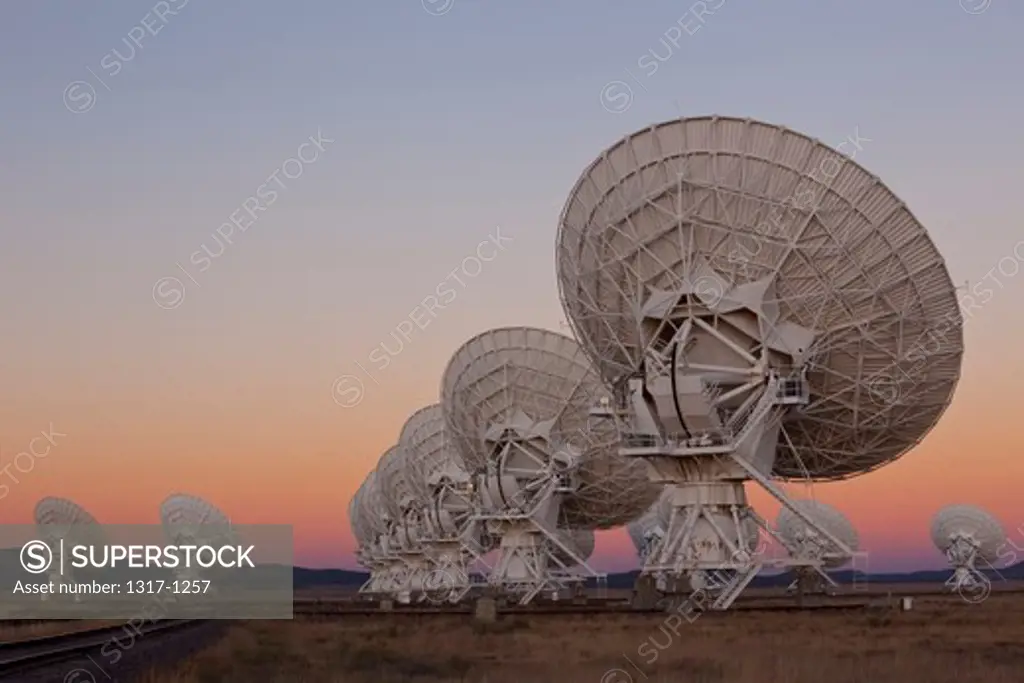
[139, 591, 1024, 682]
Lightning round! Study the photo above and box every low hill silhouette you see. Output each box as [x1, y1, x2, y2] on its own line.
[292, 562, 1024, 590]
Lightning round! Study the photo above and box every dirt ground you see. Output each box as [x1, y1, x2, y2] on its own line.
[139, 589, 1024, 682]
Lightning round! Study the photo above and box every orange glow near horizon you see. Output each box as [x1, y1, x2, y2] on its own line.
[2, 334, 1021, 575]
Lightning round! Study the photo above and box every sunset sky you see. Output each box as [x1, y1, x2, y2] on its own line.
[2, 1, 1023, 574]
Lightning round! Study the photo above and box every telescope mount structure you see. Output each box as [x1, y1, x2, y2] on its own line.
[400, 404, 493, 604]
[776, 499, 860, 599]
[931, 504, 1005, 598]
[442, 326, 658, 604]
[34, 497, 103, 601]
[557, 115, 964, 609]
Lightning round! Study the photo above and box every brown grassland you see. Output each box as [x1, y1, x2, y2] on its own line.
[140, 591, 1024, 682]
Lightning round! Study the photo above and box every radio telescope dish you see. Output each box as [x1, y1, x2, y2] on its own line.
[932, 504, 1004, 597]
[375, 444, 431, 604]
[160, 494, 232, 583]
[931, 504, 1004, 561]
[777, 500, 858, 567]
[441, 326, 657, 603]
[556, 115, 963, 609]
[34, 496, 100, 534]
[351, 471, 392, 597]
[377, 445, 417, 529]
[160, 493, 231, 538]
[357, 470, 388, 541]
[349, 478, 383, 596]
[400, 404, 490, 603]
[442, 326, 656, 528]
[34, 497, 103, 596]
[777, 500, 859, 597]
[348, 481, 369, 549]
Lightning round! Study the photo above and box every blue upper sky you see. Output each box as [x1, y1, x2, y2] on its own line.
[3, 1, 1021, 271]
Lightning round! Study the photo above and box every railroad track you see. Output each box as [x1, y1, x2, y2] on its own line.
[0, 619, 203, 680]
[293, 601, 876, 617]
[292, 586, 1024, 613]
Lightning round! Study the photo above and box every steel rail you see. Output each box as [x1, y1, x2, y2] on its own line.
[0, 619, 203, 679]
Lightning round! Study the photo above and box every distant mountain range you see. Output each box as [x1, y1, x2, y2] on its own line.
[293, 562, 1024, 590]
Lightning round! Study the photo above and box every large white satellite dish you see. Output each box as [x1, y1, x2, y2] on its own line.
[160, 493, 233, 583]
[777, 499, 859, 596]
[34, 497, 103, 600]
[442, 326, 658, 603]
[931, 504, 1004, 597]
[557, 115, 963, 609]
[351, 470, 392, 597]
[400, 403, 491, 603]
[349, 477, 385, 597]
[375, 443, 429, 604]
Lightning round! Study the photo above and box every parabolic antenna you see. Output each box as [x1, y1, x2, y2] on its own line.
[401, 404, 473, 524]
[376, 444, 420, 547]
[556, 115, 963, 609]
[160, 493, 231, 538]
[349, 479, 378, 587]
[33, 497, 104, 596]
[375, 443, 428, 603]
[160, 494, 232, 582]
[356, 470, 388, 542]
[399, 404, 489, 603]
[931, 504, 1005, 562]
[441, 325, 658, 603]
[351, 471, 391, 596]
[441, 326, 657, 528]
[34, 496, 100, 536]
[348, 481, 369, 550]
[931, 504, 1004, 598]
[777, 499, 859, 597]
[777, 500, 859, 568]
